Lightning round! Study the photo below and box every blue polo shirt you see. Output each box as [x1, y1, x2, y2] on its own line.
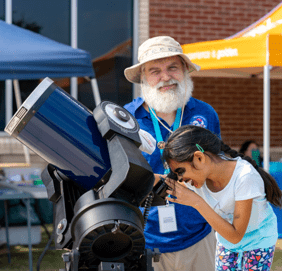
[124, 97, 221, 253]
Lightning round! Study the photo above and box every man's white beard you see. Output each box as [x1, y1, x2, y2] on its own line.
[141, 70, 193, 113]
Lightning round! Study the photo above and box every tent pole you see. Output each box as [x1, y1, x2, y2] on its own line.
[5, 0, 13, 126]
[84, 76, 101, 106]
[263, 65, 270, 172]
[70, 0, 78, 99]
[13, 79, 31, 165]
[70, 77, 78, 99]
[132, 0, 139, 99]
[5, 80, 13, 125]
[13, 79, 22, 109]
[90, 78, 101, 106]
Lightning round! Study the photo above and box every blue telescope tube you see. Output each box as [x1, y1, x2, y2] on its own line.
[5, 78, 111, 190]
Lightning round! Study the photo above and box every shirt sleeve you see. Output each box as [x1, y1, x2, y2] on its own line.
[208, 109, 221, 139]
[124, 101, 134, 114]
[213, 111, 221, 139]
[205, 105, 221, 139]
[235, 172, 265, 201]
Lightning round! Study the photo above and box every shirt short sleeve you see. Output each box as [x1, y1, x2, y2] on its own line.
[235, 171, 265, 201]
[212, 112, 221, 139]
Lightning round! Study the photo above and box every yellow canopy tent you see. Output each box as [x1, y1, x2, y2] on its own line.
[182, 3, 282, 172]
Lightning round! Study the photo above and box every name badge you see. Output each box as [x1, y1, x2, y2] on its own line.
[158, 204, 177, 233]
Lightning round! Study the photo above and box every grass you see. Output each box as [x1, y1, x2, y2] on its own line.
[272, 240, 282, 271]
[0, 225, 282, 271]
[0, 224, 65, 271]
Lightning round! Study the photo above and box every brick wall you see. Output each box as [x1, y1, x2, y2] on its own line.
[192, 77, 282, 148]
[149, 0, 282, 149]
[149, 0, 282, 44]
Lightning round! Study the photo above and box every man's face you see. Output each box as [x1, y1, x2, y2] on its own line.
[141, 56, 193, 114]
[143, 56, 185, 89]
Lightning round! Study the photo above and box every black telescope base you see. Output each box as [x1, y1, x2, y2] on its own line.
[59, 248, 160, 271]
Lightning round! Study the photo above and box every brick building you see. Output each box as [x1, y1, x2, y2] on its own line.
[1, 0, 281, 169]
[139, 0, 282, 160]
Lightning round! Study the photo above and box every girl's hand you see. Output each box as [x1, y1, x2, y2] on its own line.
[165, 178, 202, 208]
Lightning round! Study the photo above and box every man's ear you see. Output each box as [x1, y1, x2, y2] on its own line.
[193, 151, 206, 168]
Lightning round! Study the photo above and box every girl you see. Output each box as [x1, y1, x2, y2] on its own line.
[163, 125, 282, 271]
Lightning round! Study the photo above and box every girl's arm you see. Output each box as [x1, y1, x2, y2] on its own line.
[165, 179, 253, 244]
[195, 197, 252, 244]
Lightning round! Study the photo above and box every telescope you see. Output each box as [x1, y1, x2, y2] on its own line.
[5, 78, 171, 271]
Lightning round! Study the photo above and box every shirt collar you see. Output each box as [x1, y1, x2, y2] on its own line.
[133, 96, 196, 119]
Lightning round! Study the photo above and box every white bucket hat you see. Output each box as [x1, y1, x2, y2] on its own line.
[124, 36, 201, 84]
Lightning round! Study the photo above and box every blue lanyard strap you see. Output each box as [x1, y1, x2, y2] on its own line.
[149, 107, 182, 174]
[173, 108, 182, 131]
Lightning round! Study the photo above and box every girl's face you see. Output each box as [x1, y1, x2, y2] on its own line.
[169, 157, 208, 189]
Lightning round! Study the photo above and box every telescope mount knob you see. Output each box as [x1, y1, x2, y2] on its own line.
[113, 108, 130, 122]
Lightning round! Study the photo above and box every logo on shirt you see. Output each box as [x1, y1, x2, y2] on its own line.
[189, 115, 207, 128]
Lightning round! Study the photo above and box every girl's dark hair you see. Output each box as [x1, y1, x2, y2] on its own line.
[163, 125, 282, 208]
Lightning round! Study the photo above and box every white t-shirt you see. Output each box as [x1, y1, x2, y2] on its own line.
[185, 156, 278, 251]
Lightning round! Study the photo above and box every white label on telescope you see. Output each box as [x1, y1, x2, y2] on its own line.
[158, 204, 177, 233]
[6, 116, 21, 133]
[138, 129, 156, 154]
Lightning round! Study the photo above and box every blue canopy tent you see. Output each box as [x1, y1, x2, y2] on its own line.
[0, 20, 101, 166]
[0, 19, 95, 79]
[0, 19, 101, 109]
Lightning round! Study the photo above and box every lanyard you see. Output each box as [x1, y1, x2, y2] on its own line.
[149, 107, 182, 174]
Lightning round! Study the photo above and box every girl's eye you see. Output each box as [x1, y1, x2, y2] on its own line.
[177, 169, 185, 177]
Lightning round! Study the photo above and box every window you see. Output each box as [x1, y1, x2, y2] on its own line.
[77, 0, 133, 109]
[0, 0, 133, 131]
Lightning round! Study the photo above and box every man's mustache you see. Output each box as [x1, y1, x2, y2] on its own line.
[156, 80, 179, 90]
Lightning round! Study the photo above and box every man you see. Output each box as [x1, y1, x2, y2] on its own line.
[124, 36, 220, 271]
